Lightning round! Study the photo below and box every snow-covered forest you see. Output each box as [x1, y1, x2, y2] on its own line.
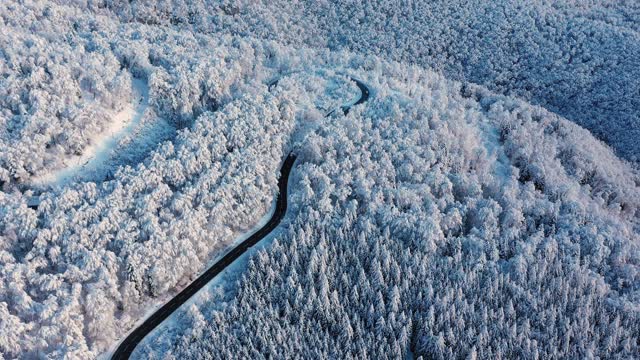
[1, 1, 639, 359]
[135, 59, 640, 359]
[81, 0, 640, 162]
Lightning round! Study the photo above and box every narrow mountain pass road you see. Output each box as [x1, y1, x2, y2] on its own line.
[111, 77, 370, 360]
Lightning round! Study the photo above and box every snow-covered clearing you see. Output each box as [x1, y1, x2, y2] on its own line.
[2, 1, 640, 358]
[31, 78, 150, 186]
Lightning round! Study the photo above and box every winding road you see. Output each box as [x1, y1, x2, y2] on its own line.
[343, 78, 370, 115]
[111, 76, 370, 359]
[268, 75, 369, 116]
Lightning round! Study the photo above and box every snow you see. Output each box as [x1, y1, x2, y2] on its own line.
[2, 1, 639, 358]
[106, 72, 360, 357]
[124, 157, 298, 359]
[101, 173, 285, 360]
[31, 78, 150, 186]
[130, 230, 279, 359]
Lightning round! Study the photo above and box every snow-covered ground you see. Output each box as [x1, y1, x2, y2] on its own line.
[31, 78, 151, 186]
[1, 1, 639, 359]
[101, 192, 280, 360]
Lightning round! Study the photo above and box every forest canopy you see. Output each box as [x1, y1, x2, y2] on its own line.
[1, 1, 639, 359]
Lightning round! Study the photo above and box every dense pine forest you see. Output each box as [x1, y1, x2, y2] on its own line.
[1, 1, 638, 358]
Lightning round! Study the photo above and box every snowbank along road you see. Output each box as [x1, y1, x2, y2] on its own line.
[111, 77, 371, 359]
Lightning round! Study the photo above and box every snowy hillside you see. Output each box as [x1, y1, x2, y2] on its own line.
[82, 0, 640, 162]
[0, 1, 639, 359]
[134, 55, 640, 360]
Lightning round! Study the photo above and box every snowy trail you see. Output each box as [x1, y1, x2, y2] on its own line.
[31, 78, 150, 186]
[109, 77, 371, 360]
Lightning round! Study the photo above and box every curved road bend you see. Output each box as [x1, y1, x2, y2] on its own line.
[112, 154, 296, 360]
[342, 78, 369, 115]
[112, 77, 370, 359]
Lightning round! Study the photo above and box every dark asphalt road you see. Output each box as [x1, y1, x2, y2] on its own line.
[111, 154, 296, 360]
[111, 76, 370, 359]
[342, 78, 370, 115]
